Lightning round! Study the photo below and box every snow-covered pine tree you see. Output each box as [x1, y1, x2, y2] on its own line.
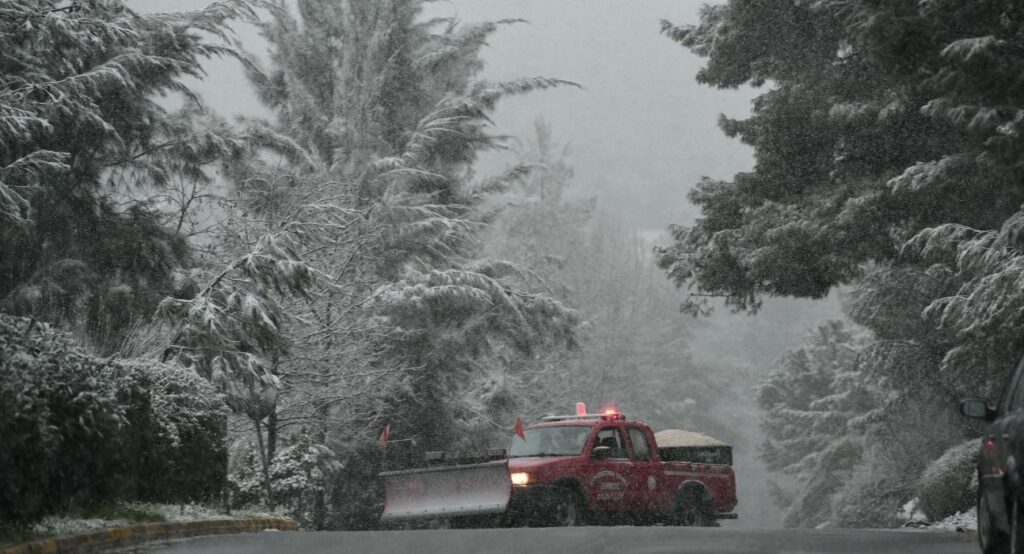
[238, 0, 581, 445]
[159, 0, 580, 526]
[0, 0, 279, 353]
[156, 167, 350, 512]
[757, 320, 875, 527]
[657, 0, 1024, 526]
[657, 2, 1024, 314]
[469, 119, 593, 418]
[478, 121, 750, 447]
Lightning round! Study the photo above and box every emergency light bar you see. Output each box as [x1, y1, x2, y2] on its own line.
[541, 414, 601, 422]
[540, 413, 626, 422]
[539, 403, 626, 422]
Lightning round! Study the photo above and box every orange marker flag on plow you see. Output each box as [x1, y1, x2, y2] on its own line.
[379, 424, 390, 447]
[514, 417, 526, 441]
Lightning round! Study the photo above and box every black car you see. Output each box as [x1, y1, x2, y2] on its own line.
[962, 358, 1024, 554]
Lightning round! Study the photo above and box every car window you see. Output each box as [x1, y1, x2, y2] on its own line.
[1009, 374, 1024, 413]
[628, 428, 651, 461]
[594, 427, 627, 459]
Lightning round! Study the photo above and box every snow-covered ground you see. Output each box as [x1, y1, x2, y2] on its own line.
[931, 509, 977, 532]
[899, 498, 976, 532]
[28, 503, 284, 538]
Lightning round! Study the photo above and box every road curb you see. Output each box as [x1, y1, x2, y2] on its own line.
[0, 516, 299, 554]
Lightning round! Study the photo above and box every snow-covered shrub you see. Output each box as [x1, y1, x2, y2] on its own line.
[229, 432, 340, 523]
[326, 444, 386, 530]
[917, 439, 979, 521]
[111, 358, 229, 504]
[0, 316, 127, 522]
[831, 462, 907, 528]
[0, 314, 228, 522]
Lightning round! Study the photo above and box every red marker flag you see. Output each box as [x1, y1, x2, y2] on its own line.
[514, 417, 526, 441]
[379, 424, 390, 447]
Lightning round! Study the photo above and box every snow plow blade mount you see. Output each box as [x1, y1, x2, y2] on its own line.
[380, 460, 511, 522]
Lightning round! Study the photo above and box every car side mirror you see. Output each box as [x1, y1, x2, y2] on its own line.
[591, 445, 612, 460]
[960, 398, 996, 422]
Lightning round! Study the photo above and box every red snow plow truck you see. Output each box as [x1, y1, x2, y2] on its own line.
[379, 405, 738, 527]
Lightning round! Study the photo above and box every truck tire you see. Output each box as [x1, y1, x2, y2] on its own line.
[549, 488, 583, 527]
[674, 491, 715, 527]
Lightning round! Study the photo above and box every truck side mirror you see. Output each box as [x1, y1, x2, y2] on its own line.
[960, 398, 996, 422]
[591, 445, 612, 460]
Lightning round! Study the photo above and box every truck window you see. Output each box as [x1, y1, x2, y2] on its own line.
[509, 426, 592, 458]
[594, 427, 627, 459]
[628, 428, 651, 461]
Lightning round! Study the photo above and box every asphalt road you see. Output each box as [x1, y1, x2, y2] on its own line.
[149, 526, 978, 554]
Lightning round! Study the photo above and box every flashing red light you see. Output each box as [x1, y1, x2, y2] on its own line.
[985, 439, 997, 450]
[601, 406, 625, 420]
[576, 402, 587, 416]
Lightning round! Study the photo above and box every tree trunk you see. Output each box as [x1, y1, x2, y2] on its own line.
[268, 354, 280, 463]
[253, 418, 275, 511]
[267, 406, 278, 464]
[310, 301, 334, 530]
[222, 414, 231, 515]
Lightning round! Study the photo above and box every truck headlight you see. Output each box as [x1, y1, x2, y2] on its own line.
[510, 472, 533, 486]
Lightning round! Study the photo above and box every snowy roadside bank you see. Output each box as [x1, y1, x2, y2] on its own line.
[900, 498, 977, 534]
[1, 503, 290, 548]
[1, 509, 297, 554]
[931, 509, 978, 533]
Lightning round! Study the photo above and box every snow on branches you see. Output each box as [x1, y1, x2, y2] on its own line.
[0, 0, 263, 224]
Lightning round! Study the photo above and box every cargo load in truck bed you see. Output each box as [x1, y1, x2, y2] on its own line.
[654, 429, 733, 466]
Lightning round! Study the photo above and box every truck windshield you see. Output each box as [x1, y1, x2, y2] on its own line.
[509, 426, 592, 457]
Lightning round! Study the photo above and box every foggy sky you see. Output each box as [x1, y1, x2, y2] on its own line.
[141, 0, 756, 232]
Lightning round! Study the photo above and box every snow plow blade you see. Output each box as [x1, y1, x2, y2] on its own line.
[380, 460, 511, 522]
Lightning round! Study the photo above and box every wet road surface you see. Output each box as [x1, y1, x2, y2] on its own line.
[148, 526, 977, 554]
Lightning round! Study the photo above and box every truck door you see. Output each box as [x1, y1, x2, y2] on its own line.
[625, 426, 664, 512]
[582, 426, 632, 512]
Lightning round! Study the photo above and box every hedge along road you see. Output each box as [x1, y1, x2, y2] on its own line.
[148, 526, 976, 554]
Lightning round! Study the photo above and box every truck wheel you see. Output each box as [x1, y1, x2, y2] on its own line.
[549, 488, 583, 527]
[674, 495, 715, 527]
